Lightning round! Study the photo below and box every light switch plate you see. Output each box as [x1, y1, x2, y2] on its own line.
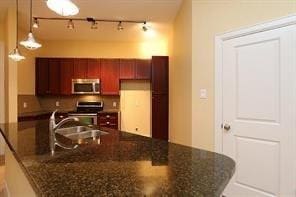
[200, 89, 207, 99]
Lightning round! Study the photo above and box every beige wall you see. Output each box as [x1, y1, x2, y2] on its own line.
[120, 81, 151, 137]
[169, 0, 192, 146]
[4, 7, 18, 123]
[191, 0, 296, 151]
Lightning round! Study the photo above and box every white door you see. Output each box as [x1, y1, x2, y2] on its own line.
[221, 25, 296, 196]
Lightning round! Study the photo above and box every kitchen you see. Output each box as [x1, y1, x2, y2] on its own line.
[0, 0, 296, 196]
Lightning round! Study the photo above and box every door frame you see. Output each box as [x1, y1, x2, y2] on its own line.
[214, 14, 296, 153]
[0, 42, 4, 124]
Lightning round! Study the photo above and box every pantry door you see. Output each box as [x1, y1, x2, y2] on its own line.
[216, 18, 296, 197]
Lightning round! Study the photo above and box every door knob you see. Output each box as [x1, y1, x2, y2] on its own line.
[223, 124, 231, 131]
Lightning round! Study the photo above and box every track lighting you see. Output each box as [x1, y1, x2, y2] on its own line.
[20, 0, 42, 50]
[67, 19, 74, 29]
[91, 21, 98, 29]
[117, 21, 124, 31]
[142, 22, 148, 32]
[46, 0, 79, 16]
[9, 0, 25, 62]
[33, 18, 39, 28]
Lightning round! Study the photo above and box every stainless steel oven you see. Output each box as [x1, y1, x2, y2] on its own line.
[72, 79, 100, 94]
[68, 113, 98, 125]
[68, 101, 103, 126]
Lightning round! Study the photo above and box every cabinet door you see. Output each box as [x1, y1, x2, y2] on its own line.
[101, 59, 120, 95]
[48, 59, 60, 95]
[87, 59, 101, 79]
[152, 94, 168, 140]
[36, 58, 49, 95]
[60, 58, 74, 95]
[152, 56, 169, 94]
[73, 58, 88, 79]
[120, 59, 135, 79]
[135, 59, 151, 80]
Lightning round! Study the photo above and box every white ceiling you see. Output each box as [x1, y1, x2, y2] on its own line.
[0, 0, 182, 41]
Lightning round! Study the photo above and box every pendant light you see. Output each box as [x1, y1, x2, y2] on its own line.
[20, 0, 41, 50]
[46, 0, 79, 16]
[9, 0, 25, 62]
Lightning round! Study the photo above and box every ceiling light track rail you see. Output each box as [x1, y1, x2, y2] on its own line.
[34, 17, 147, 24]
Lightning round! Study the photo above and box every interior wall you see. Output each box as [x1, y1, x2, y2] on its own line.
[4, 7, 18, 123]
[169, 0, 192, 146]
[192, 0, 296, 151]
[120, 81, 151, 137]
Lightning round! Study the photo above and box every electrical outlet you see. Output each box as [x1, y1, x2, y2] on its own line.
[113, 102, 117, 107]
[55, 101, 60, 107]
[200, 89, 207, 99]
[23, 102, 27, 108]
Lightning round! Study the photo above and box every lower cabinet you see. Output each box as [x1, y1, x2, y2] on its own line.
[98, 112, 119, 130]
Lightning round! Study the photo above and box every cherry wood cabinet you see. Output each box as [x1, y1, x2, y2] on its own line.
[60, 58, 74, 95]
[135, 59, 151, 80]
[98, 112, 119, 130]
[87, 59, 101, 79]
[151, 56, 169, 141]
[120, 59, 135, 79]
[36, 58, 60, 95]
[101, 59, 120, 95]
[73, 58, 88, 79]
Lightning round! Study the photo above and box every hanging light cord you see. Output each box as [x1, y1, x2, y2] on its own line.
[30, 0, 32, 32]
[16, 0, 19, 47]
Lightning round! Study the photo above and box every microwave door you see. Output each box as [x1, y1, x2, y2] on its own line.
[73, 83, 94, 94]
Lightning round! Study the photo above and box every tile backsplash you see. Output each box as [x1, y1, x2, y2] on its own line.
[18, 95, 120, 114]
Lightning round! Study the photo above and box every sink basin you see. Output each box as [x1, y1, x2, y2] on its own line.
[56, 126, 108, 141]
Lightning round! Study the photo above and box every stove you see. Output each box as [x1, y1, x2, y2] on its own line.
[68, 101, 103, 125]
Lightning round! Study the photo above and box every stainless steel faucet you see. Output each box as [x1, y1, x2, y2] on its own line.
[49, 110, 79, 155]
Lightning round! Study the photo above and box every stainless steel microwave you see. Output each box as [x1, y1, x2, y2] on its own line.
[72, 79, 100, 94]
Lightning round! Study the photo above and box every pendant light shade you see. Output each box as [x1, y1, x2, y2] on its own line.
[20, 32, 42, 50]
[47, 0, 79, 16]
[20, 0, 41, 50]
[9, 48, 25, 62]
[9, 0, 25, 62]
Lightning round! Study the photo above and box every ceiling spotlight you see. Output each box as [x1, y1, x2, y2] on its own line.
[67, 19, 74, 29]
[33, 18, 39, 28]
[142, 22, 148, 32]
[91, 21, 98, 29]
[117, 21, 124, 31]
[46, 0, 79, 16]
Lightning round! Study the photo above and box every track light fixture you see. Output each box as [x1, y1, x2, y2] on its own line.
[142, 22, 148, 32]
[33, 17, 151, 32]
[117, 21, 124, 31]
[67, 19, 74, 29]
[33, 18, 39, 28]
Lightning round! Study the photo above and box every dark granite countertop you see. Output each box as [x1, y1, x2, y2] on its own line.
[0, 120, 235, 196]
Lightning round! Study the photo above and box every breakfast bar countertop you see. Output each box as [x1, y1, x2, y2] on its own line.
[0, 120, 235, 197]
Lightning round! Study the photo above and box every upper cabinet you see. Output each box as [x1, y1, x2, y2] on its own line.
[120, 59, 135, 79]
[119, 59, 151, 80]
[152, 56, 169, 94]
[135, 59, 151, 80]
[36, 57, 152, 96]
[36, 58, 60, 96]
[60, 58, 74, 95]
[87, 59, 101, 79]
[101, 59, 120, 95]
[73, 58, 88, 79]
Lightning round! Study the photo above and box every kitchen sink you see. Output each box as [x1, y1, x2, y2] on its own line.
[56, 126, 108, 141]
